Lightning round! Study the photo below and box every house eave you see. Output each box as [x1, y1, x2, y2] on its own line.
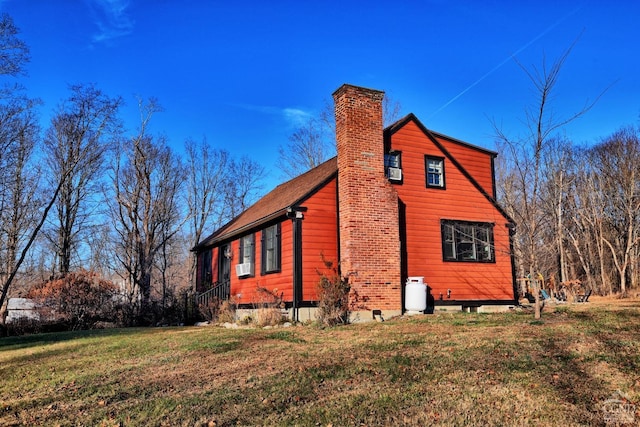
[192, 209, 289, 252]
[192, 168, 338, 253]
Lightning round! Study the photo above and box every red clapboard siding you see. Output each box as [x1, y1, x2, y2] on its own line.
[300, 176, 339, 301]
[209, 178, 339, 306]
[397, 121, 496, 197]
[227, 220, 294, 304]
[391, 120, 514, 302]
[436, 134, 495, 198]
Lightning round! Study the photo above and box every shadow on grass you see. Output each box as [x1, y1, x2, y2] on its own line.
[0, 343, 91, 370]
[538, 337, 609, 425]
[0, 327, 153, 352]
[569, 309, 640, 378]
[533, 308, 640, 425]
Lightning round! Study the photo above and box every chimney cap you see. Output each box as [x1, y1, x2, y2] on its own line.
[332, 83, 384, 100]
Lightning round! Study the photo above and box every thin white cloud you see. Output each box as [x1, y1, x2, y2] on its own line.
[234, 103, 313, 128]
[88, 0, 134, 44]
[282, 108, 312, 127]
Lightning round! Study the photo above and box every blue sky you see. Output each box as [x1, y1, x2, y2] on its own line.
[2, 0, 639, 190]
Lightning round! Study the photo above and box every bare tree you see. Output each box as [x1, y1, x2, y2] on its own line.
[0, 17, 51, 313]
[43, 83, 122, 275]
[184, 140, 268, 294]
[563, 148, 604, 293]
[185, 138, 230, 288]
[568, 142, 628, 296]
[278, 96, 402, 179]
[277, 117, 331, 179]
[86, 222, 114, 278]
[495, 44, 600, 318]
[0, 97, 90, 312]
[0, 14, 29, 77]
[223, 156, 265, 219]
[588, 127, 640, 296]
[540, 139, 574, 284]
[108, 98, 186, 323]
[0, 95, 41, 309]
[155, 224, 189, 319]
[382, 95, 403, 127]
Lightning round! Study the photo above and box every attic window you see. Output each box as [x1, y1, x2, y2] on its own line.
[385, 151, 402, 182]
[426, 156, 445, 188]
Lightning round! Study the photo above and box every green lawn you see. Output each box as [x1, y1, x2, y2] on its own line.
[1, 301, 639, 426]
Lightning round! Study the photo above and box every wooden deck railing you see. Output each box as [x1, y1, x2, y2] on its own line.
[196, 280, 230, 307]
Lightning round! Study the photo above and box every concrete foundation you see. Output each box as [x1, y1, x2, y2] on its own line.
[232, 304, 514, 325]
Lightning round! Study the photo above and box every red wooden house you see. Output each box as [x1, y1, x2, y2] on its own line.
[193, 84, 517, 321]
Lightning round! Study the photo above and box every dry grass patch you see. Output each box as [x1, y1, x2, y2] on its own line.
[1, 301, 639, 425]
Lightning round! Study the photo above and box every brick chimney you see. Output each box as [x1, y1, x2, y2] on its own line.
[332, 84, 401, 313]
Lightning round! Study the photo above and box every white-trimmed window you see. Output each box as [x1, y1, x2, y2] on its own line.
[441, 220, 494, 262]
[238, 234, 255, 277]
[426, 156, 445, 188]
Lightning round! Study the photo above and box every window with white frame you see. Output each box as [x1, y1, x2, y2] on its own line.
[441, 220, 494, 262]
[238, 234, 255, 276]
[261, 223, 281, 274]
[426, 156, 445, 188]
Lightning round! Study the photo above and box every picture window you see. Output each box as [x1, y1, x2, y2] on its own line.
[441, 220, 494, 262]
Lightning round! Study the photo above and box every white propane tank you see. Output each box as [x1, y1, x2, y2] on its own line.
[405, 276, 427, 312]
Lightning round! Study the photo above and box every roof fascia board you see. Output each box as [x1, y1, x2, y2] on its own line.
[194, 209, 289, 250]
[193, 167, 338, 251]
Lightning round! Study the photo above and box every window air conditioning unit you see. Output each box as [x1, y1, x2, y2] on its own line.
[235, 263, 252, 277]
[388, 167, 402, 182]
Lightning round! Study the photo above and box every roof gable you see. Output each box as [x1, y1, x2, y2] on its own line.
[385, 114, 514, 224]
[195, 157, 337, 249]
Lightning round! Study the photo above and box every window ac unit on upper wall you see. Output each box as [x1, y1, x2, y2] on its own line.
[235, 263, 252, 277]
[388, 167, 402, 181]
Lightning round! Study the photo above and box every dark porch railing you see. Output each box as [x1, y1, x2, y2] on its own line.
[196, 280, 231, 307]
